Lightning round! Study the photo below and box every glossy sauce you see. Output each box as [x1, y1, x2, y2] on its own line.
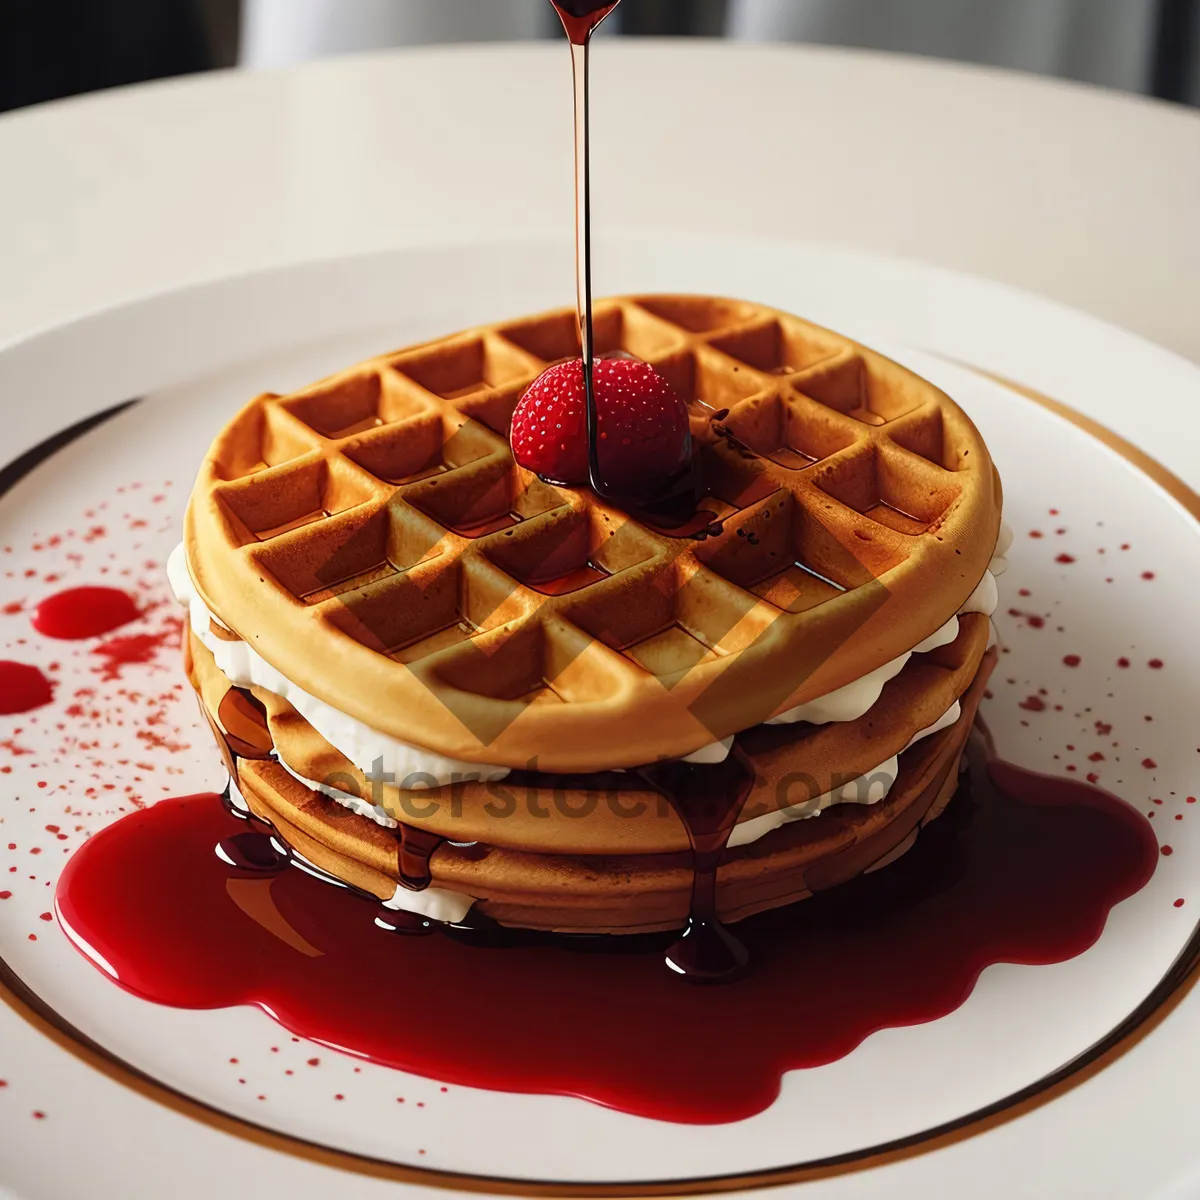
[55, 750, 1157, 1123]
[31, 586, 140, 640]
[0, 661, 55, 714]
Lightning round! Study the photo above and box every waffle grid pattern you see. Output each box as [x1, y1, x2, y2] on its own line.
[189, 296, 999, 767]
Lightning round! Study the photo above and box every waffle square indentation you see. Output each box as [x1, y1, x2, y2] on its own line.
[215, 455, 378, 543]
[796, 354, 926, 426]
[625, 624, 716, 685]
[498, 304, 686, 366]
[342, 412, 502, 487]
[250, 504, 405, 603]
[810, 444, 961, 537]
[406, 466, 570, 542]
[319, 556, 464, 654]
[484, 508, 658, 596]
[282, 372, 436, 440]
[709, 317, 845, 378]
[427, 623, 613, 732]
[720, 392, 859, 471]
[750, 563, 845, 614]
[393, 335, 539, 402]
[215, 404, 321, 481]
[691, 489, 869, 614]
[635, 296, 758, 334]
[887, 407, 974, 473]
[654, 348, 767, 414]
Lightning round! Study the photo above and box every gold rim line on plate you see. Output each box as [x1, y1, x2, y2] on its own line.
[2, 365, 1200, 1198]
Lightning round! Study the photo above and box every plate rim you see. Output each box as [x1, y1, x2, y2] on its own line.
[2, 359, 1198, 1197]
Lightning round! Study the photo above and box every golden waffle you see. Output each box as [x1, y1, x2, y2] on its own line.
[184, 296, 1002, 773]
[187, 614, 994, 933]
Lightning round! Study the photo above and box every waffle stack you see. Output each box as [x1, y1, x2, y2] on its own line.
[175, 295, 1003, 933]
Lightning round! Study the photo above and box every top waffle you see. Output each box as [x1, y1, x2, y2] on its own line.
[183, 296, 1002, 772]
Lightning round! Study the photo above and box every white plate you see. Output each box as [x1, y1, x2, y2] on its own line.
[1, 237, 1199, 1200]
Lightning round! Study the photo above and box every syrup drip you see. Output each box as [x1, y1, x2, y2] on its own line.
[205, 688, 443, 893]
[552, 0, 621, 36]
[637, 753, 756, 982]
[56, 748, 1158, 1124]
[398, 827, 443, 892]
[553, 0, 623, 503]
[215, 687, 273, 759]
[216, 830, 290, 873]
[219, 791, 380, 896]
[551, 0, 749, 975]
[548, 0, 719, 533]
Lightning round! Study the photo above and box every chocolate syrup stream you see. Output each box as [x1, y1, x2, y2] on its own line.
[554, 0, 749, 979]
[550, 0, 713, 526]
[553, 0, 621, 502]
[552, 2, 733, 976]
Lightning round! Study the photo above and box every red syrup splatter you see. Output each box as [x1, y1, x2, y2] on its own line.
[56, 753, 1157, 1125]
[1006, 609, 1045, 630]
[0, 662, 55, 714]
[31, 587, 139, 640]
[91, 619, 182, 682]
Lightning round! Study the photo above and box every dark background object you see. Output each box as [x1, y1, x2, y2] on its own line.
[1151, 0, 1200, 99]
[197, 0, 241, 67]
[0, 0, 1196, 115]
[0, 0, 220, 112]
[619, 0, 728, 37]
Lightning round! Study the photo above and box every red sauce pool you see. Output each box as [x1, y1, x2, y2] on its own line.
[54, 753, 1157, 1124]
[0, 661, 55, 714]
[32, 586, 139, 640]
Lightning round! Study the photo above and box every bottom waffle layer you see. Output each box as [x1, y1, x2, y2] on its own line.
[187, 632, 996, 935]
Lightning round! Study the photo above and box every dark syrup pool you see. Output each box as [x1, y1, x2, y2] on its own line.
[55, 748, 1156, 1124]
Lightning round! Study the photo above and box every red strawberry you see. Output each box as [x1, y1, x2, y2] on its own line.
[510, 357, 691, 490]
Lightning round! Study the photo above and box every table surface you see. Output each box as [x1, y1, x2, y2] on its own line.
[1, 39, 1199, 360]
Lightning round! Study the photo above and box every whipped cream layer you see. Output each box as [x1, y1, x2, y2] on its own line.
[171, 528, 1006, 790]
[188, 516, 1005, 922]
[767, 522, 1009, 728]
[280, 689, 963, 919]
[169, 545, 507, 791]
[727, 699, 962, 848]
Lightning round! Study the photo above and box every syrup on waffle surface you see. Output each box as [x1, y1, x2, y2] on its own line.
[182, 296, 1003, 774]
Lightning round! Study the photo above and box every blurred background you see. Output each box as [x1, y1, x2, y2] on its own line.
[1, 0, 1197, 113]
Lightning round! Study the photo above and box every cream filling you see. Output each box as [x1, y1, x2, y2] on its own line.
[726, 698, 963, 849]
[764, 524, 1008, 732]
[284, 693, 961, 922]
[277, 756, 398, 829]
[380, 880, 475, 925]
[765, 614, 960, 729]
[172, 521, 1006, 815]
[169, 545, 509, 790]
